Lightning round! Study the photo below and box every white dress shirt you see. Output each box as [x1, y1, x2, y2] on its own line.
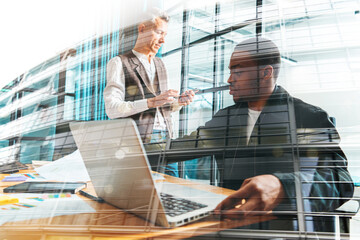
[246, 108, 261, 144]
[104, 50, 179, 131]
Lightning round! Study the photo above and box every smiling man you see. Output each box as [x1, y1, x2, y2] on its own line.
[104, 8, 195, 177]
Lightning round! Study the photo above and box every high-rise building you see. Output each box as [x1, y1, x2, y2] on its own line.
[0, 0, 359, 238]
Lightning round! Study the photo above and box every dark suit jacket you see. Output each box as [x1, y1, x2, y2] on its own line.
[170, 85, 354, 231]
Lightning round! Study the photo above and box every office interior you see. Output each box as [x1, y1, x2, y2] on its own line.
[0, 0, 359, 239]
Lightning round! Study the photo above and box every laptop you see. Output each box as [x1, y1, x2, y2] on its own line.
[70, 119, 226, 227]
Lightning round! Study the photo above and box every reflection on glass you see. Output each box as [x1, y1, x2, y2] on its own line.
[0, 0, 359, 238]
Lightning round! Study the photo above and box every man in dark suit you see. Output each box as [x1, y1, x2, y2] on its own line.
[170, 37, 354, 232]
[104, 9, 195, 177]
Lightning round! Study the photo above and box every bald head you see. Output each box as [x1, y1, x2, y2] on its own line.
[228, 38, 281, 107]
[232, 37, 281, 80]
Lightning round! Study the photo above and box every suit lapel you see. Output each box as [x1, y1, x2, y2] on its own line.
[228, 104, 248, 146]
[154, 58, 165, 93]
[129, 54, 156, 95]
[248, 88, 291, 146]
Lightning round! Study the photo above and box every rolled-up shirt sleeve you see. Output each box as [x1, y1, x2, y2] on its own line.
[104, 57, 149, 119]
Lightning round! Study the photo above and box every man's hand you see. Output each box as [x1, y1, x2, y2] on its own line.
[214, 175, 285, 219]
[147, 90, 179, 108]
[178, 89, 197, 106]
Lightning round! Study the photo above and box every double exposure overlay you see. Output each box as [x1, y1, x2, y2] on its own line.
[0, 0, 359, 239]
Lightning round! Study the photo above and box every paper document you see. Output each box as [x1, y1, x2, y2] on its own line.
[4, 172, 45, 182]
[0, 193, 95, 225]
[35, 150, 90, 182]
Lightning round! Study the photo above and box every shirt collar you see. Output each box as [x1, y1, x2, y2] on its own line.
[132, 49, 153, 64]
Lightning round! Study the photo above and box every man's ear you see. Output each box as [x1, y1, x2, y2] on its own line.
[262, 65, 273, 80]
[138, 23, 146, 33]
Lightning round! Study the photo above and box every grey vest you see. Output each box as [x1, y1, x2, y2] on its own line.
[119, 51, 173, 143]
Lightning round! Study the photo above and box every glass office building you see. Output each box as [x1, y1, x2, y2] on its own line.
[0, 0, 359, 238]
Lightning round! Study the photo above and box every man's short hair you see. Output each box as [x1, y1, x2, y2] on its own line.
[234, 37, 281, 79]
[141, 7, 170, 25]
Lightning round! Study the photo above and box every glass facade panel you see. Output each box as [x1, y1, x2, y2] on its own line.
[188, 6, 215, 42]
[0, 0, 359, 238]
[218, 0, 256, 31]
[162, 9, 184, 53]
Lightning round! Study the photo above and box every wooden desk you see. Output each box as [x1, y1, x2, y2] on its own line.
[0, 171, 274, 240]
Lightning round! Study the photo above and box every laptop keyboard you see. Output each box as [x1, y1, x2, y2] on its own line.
[160, 193, 208, 217]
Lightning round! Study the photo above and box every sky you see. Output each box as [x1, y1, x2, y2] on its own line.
[0, 0, 136, 89]
[0, 0, 201, 89]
